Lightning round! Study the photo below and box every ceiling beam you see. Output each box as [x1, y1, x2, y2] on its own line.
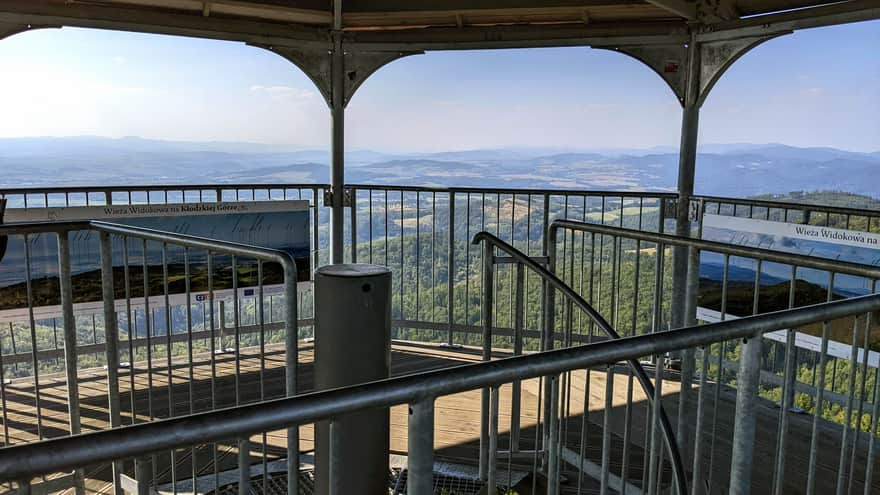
[698, 0, 880, 42]
[0, 0, 330, 47]
[644, 0, 696, 20]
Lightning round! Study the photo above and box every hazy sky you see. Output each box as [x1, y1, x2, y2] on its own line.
[0, 20, 877, 152]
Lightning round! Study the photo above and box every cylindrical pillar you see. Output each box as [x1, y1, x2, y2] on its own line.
[314, 264, 391, 495]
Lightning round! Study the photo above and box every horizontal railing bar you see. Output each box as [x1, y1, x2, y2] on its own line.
[90, 222, 294, 265]
[0, 221, 296, 267]
[493, 255, 549, 265]
[695, 194, 880, 218]
[0, 184, 327, 196]
[2, 293, 879, 481]
[347, 184, 677, 198]
[550, 219, 880, 279]
[3, 184, 877, 219]
[0, 321, 289, 366]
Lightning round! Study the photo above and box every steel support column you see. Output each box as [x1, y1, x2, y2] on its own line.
[330, 33, 345, 264]
[254, 40, 420, 266]
[671, 34, 701, 473]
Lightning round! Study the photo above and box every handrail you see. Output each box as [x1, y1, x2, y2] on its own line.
[472, 231, 689, 493]
[0, 183, 328, 196]
[0, 220, 299, 269]
[549, 219, 880, 280]
[2, 294, 879, 482]
[694, 194, 880, 218]
[3, 183, 878, 221]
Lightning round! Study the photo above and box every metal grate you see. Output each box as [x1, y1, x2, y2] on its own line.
[390, 468, 489, 495]
[207, 468, 496, 495]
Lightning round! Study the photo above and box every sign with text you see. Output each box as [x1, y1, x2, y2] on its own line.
[0, 200, 310, 319]
[698, 213, 879, 355]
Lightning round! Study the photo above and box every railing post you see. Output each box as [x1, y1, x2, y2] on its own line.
[407, 399, 435, 495]
[488, 386, 499, 492]
[546, 375, 560, 495]
[510, 262, 525, 451]
[57, 231, 85, 495]
[479, 240, 494, 481]
[542, 223, 557, 467]
[730, 334, 762, 494]
[283, 259, 300, 495]
[99, 232, 122, 494]
[238, 437, 251, 495]
[135, 456, 152, 495]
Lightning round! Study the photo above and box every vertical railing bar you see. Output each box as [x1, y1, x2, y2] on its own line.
[547, 375, 561, 495]
[123, 239, 136, 424]
[447, 191, 455, 346]
[369, 190, 373, 264]
[99, 232, 123, 495]
[488, 385, 499, 492]
[431, 191, 436, 326]
[600, 364, 614, 495]
[58, 231, 85, 495]
[416, 191, 421, 322]
[351, 187, 358, 264]
[407, 398, 435, 495]
[691, 344, 709, 494]
[312, 188, 320, 273]
[232, 255, 241, 405]
[184, 247, 197, 494]
[0, 322, 8, 446]
[23, 235, 44, 440]
[772, 265, 799, 495]
[479, 239, 494, 481]
[835, 315, 862, 495]
[257, 260, 268, 495]
[207, 251, 220, 488]
[864, 364, 880, 495]
[849, 280, 875, 495]
[621, 369, 634, 495]
[531, 375, 543, 495]
[511, 262, 524, 452]
[400, 191, 405, 321]
[161, 243, 177, 493]
[806, 272, 835, 495]
[707, 253, 730, 490]
[465, 194, 472, 333]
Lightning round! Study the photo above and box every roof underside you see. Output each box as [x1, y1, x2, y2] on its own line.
[0, 1, 878, 49]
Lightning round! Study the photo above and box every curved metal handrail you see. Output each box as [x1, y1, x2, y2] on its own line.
[471, 231, 688, 494]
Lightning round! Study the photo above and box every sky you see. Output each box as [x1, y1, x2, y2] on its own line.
[0, 20, 877, 152]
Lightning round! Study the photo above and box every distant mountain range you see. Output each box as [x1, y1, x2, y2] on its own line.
[0, 136, 878, 198]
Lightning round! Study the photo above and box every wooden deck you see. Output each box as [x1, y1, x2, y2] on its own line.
[1, 341, 878, 494]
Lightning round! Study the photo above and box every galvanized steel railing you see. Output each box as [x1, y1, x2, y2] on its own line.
[0, 220, 300, 495]
[549, 218, 880, 495]
[1, 294, 879, 494]
[472, 231, 687, 494]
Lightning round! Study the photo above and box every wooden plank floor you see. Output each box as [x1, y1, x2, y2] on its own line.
[1, 342, 878, 494]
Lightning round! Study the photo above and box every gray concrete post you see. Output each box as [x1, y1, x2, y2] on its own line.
[314, 264, 392, 495]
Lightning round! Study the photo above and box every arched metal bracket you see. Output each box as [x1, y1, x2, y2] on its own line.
[600, 31, 787, 108]
[599, 44, 689, 103]
[252, 44, 422, 109]
[695, 32, 789, 106]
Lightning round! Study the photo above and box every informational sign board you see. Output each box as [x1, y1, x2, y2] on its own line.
[699, 213, 879, 365]
[0, 200, 310, 320]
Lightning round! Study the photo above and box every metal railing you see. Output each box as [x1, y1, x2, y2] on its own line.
[695, 194, 880, 233]
[0, 220, 300, 495]
[549, 218, 880, 495]
[1, 183, 879, 493]
[0, 294, 878, 494]
[472, 231, 686, 494]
